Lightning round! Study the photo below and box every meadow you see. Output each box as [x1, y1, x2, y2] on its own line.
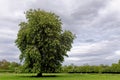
[1, 73, 120, 80]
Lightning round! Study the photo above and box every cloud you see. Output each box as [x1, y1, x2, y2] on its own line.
[63, 40, 120, 65]
[72, 0, 107, 21]
[115, 50, 120, 55]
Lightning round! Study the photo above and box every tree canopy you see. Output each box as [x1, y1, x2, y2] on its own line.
[15, 9, 75, 76]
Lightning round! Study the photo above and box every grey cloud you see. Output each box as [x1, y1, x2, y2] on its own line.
[0, 42, 20, 62]
[64, 55, 119, 65]
[0, 2, 33, 63]
[64, 40, 120, 65]
[72, 0, 108, 21]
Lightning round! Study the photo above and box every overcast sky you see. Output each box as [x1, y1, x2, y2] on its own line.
[0, 0, 120, 65]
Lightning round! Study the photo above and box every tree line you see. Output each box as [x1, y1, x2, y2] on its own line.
[61, 60, 120, 74]
[1, 59, 120, 74]
[0, 59, 20, 73]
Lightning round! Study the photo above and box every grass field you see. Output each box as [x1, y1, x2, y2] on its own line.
[1, 73, 120, 80]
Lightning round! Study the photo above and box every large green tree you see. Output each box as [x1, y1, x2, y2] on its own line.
[15, 9, 75, 76]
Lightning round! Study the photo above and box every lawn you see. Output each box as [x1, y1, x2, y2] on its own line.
[0, 73, 120, 80]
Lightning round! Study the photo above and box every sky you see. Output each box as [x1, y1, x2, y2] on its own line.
[0, 0, 120, 65]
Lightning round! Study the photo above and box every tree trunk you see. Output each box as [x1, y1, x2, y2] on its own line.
[37, 72, 42, 77]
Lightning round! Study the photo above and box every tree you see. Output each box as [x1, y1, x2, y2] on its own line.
[15, 9, 75, 76]
[9, 62, 20, 71]
[0, 59, 10, 70]
[118, 60, 120, 64]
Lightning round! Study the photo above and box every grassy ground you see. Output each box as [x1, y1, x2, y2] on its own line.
[1, 73, 120, 80]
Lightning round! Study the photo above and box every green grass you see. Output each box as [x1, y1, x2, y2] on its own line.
[1, 73, 120, 80]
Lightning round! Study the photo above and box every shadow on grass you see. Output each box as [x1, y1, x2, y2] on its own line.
[32, 75, 58, 78]
[19, 75, 62, 78]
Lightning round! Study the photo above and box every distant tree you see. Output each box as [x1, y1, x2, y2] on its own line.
[0, 59, 20, 73]
[0, 59, 10, 70]
[118, 60, 120, 64]
[9, 62, 20, 71]
[15, 9, 75, 76]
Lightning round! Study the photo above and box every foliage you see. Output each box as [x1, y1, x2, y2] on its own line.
[0, 59, 20, 73]
[15, 9, 75, 75]
[61, 60, 120, 73]
[1, 59, 120, 74]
